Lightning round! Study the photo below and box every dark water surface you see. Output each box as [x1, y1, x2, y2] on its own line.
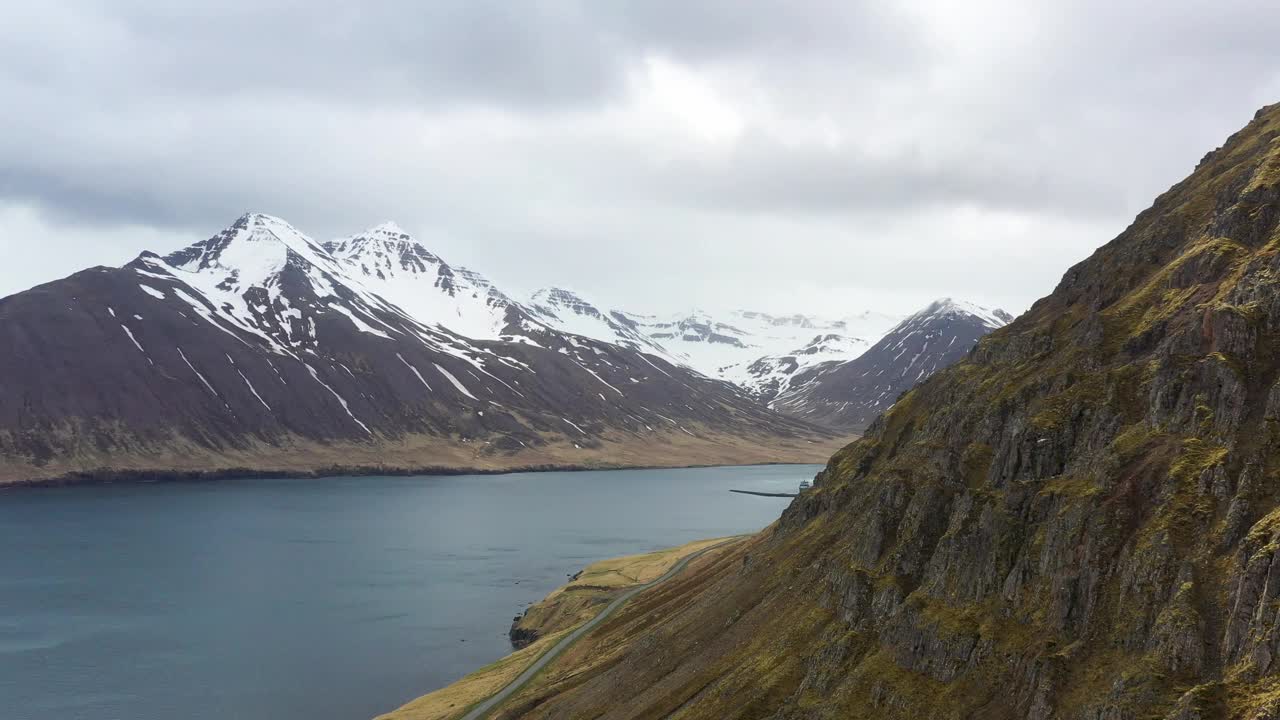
[0, 464, 819, 720]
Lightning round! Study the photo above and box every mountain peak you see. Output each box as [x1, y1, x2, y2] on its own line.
[363, 221, 409, 237]
[529, 287, 609, 325]
[228, 212, 308, 239]
[238, 210, 287, 224]
[336, 221, 423, 248]
[159, 212, 333, 280]
[325, 222, 442, 269]
[917, 297, 1011, 329]
[531, 287, 589, 306]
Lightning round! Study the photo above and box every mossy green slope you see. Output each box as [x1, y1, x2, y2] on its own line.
[491, 104, 1280, 719]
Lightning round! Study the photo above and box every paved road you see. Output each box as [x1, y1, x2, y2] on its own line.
[459, 538, 743, 720]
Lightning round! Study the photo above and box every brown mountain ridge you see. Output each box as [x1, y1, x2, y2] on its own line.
[464, 104, 1280, 719]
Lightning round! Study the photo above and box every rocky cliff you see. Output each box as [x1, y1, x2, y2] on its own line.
[481, 105, 1280, 719]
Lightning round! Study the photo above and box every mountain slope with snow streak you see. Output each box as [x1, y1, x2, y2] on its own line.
[0, 213, 839, 485]
[324, 222, 539, 342]
[768, 298, 1013, 431]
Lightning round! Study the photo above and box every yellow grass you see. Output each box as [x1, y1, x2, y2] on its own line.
[555, 537, 733, 593]
[373, 628, 574, 720]
[378, 537, 741, 720]
[0, 426, 847, 485]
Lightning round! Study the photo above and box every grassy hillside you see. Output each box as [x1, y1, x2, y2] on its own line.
[379, 538, 743, 720]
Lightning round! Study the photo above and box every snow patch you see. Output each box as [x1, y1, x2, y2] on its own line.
[328, 304, 392, 338]
[397, 353, 433, 391]
[305, 363, 371, 434]
[177, 347, 218, 398]
[120, 324, 153, 364]
[238, 371, 272, 410]
[433, 363, 477, 400]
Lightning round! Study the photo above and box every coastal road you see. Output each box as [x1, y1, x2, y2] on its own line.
[459, 537, 744, 720]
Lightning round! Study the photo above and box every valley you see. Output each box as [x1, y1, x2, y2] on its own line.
[7, 5, 1276, 720]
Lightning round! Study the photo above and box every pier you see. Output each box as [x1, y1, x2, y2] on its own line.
[729, 489, 798, 498]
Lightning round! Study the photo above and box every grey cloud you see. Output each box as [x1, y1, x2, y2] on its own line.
[0, 0, 930, 231]
[2, 0, 1280, 315]
[647, 132, 1133, 220]
[5, 1, 619, 107]
[4, 1, 920, 110]
[595, 1, 925, 63]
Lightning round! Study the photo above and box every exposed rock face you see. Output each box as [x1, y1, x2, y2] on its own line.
[769, 298, 1011, 431]
[0, 214, 837, 483]
[492, 105, 1280, 719]
[508, 618, 540, 650]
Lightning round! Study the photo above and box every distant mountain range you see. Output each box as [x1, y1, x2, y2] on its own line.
[0, 213, 1011, 484]
[527, 289, 1011, 431]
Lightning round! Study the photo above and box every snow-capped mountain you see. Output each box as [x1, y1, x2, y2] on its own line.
[738, 332, 875, 402]
[526, 290, 902, 386]
[0, 213, 837, 484]
[632, 309, 903, 381]
[769, 298, 1013, 431]
[323, 222, 536, 342]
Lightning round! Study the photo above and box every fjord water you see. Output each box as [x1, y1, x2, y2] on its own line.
[0, 464, 816, 720]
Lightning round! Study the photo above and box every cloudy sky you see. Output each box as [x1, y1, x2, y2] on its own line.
[3, 1, 1279, 316]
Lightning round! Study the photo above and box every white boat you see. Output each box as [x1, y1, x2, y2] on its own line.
[798, 479, 812, 492]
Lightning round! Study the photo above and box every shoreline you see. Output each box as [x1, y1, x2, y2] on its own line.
[377, 536, 748, 720]
[0, 459, 825, 492]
